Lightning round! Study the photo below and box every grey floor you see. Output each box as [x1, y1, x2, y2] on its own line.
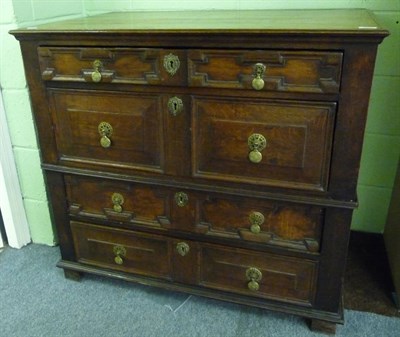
[1, 244, 399, 337]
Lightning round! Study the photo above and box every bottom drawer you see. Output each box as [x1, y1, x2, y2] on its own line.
[71, 221, 171, 279]
[71, 221, 317, 305]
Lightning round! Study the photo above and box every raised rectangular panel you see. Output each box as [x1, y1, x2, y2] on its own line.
[71, 221, 171, 278]
[192, 96, 336, 191]
[49, 90, 165, 173]
[200, 244, 317, 305]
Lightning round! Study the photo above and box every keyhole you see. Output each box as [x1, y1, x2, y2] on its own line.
[173, 102, 177, 111]
[170, 60, 174, 68]
[176, 242, 189, 256]
[175, 192, 188, 207]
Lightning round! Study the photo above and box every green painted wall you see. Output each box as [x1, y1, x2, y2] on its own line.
[1, 0, 399, 245]
[0, 0, 86, 245]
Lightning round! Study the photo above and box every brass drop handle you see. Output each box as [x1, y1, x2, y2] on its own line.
[249, 211, 265, 234]
[113, 245, 126, 265]
[98, 122, 113, 148]
[176, 242, 190, 256]
[168, 96, 183, 116]
[111, 193, 124, 213]
[246, 267, 262, 291]
[163, 53, 180, 76]
[252, 63, 266, 90]
[91, 59, 103, 83]
[248, 133, 267, 164]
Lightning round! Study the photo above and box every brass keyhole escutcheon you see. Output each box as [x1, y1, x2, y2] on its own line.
[176, 242, 190, 256]
[246, 267, 262, 291]
[91, 59, 103, 83]
[168, 97, 183, 116]
[163, 53, 180, 76]
[111, 193, 124, 213]
[248, 133, 267, 164]
[175, 192, 189, 207]
[113, 245, 126, 265]
[98, 122, 113, 148]
[249, 211, 265, 234]
[252, 63, 266, 90]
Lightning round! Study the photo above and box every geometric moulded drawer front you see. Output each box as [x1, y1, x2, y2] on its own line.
[65, 173, 322, 253]
[49, 90, 164, 173]
[192, 96, 336, 191]
[38, 47, 186, 86]
[65, 175, 172, 229]
[188, 50, 343, 94]
[197, 194, 323, 253]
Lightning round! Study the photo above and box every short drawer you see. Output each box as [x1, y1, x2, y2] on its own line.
[200, 244, 317, 305]
[38, 47, 186, 86]
[49, 89, 165, 173]
[66, 175, 172, 229]
[192, 96, 336, 191]
[188, 49, 342, 94]
[70, 221, 171, 279]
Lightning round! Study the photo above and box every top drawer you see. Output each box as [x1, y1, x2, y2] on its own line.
[188, 50, 343, 94]
[38, 47, 342, 94]
[38, 47, 186, 86]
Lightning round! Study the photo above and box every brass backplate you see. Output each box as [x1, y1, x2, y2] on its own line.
[248, 133, 267, 151]
[98, 122, 113, 137]
[113, 245, 126, 257]
[246, 267, 262, 282]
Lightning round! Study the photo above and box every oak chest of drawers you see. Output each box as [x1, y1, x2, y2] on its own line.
[12, 9, 388, 333]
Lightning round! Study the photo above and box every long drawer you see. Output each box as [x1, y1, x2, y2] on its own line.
[71, 221, 318, 305]
[48, 88, 335, 192]
[66, 175, 323, 253]
[38, 47, 342, 95]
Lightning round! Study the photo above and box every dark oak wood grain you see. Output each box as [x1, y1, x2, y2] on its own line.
[11, 9, 388, 334]
[200, 243, 317, 305]
[39, 47, 187, 86]
[188, 50, 342, 93]
[49, 89, 165, 173]
[192, 96, 336, 191]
